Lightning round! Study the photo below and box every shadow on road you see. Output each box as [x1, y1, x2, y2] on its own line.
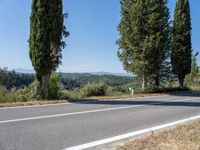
[73, 100, 200, 107]
[72, 92, 200, 107]
[168, 91, 200, 97]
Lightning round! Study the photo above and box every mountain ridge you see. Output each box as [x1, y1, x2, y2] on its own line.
[14, 68, 132, 77]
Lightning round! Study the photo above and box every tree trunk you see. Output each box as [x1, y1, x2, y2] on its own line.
[41, 74, 50, 99]
[142, 75, 147, 92]
[178, 76, 184, 88]
[154, 75, 160, 88]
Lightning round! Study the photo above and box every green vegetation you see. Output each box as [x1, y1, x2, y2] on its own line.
[48, 73, 62, 99]
[0, 0, 199, 104]
[0, 67, 199, 103]
[172, 0, 192, 87]
[0, 69, 136, 102]
[61, 73, 134, 89]
[0, 81, 39, 103]
[29, 0, 69, 99]
[118, 0, 171, 91]
[0, 68, 35, 89]
[80, 83, 108, 97]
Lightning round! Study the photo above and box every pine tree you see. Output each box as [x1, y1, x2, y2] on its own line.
[172, 0, 192, 87]
[118, 0, 171, 90]
[29, 0, 69, 99]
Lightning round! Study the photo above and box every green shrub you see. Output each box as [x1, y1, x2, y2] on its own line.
[106, 86, 129, 96]
[59, 89, 83, 100]
[0, 80, 41, 103]
[58, 90, 71, 100]
[80, 83, 108, 97]
[0, 86, 9, 103]
[48, 73, 62, 99]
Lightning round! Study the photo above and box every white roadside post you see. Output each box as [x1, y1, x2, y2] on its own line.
[131, 88, 134, 96]
[129, 87, 134, 96]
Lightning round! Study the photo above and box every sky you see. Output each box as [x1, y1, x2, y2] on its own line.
[0, 0, 199, 73]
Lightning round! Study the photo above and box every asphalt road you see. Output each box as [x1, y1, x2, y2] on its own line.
[0, 92, 200, 150]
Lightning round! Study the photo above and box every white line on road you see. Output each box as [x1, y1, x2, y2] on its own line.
[0, 97, 199, 124]
[64, 114, 200, 150]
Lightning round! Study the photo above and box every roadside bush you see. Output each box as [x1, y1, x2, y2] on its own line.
[58, 90, 71, 100]
[48, 73, 62, 99]
[0, 80, 41, 103]
[59, 89, 83, 100]
[0, 86, 29, 103]
[106, 86, 129, 96]
[80, 83, 108, 97]
[0, 86, 9, 103]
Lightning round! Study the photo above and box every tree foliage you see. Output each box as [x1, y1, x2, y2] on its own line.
[118, 0, 171, 90]
[0, 68, 35, 89]
[29, 0, 69, 98]
[172, 0, 192, 87]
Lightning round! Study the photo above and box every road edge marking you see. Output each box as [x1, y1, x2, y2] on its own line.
[64, 114, 200, 150]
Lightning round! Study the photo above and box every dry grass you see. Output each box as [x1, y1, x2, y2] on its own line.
[189, 86, 200, 92]
[87, 93, 167, 100]
[0, 100, 68, 108]
[117, 120, 200, 150]
[0, 93, 166, 108]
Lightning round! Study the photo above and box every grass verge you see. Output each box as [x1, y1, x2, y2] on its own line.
[0, 100, 68, 108]
[117, 120, 200, 150]
[85, 93, 168, 101]
[0, 91, 198, 108]
[0, 93, 167, 108]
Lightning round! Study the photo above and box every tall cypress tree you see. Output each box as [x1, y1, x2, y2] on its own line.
[118, 0, 171, 90]
[118, 0, 149, 91]
[172, 0, 192, 87]
[29, 0, 69, 98]
[144, 0, 171, 88]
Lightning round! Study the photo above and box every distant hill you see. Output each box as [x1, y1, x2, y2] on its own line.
[61, 72, 133, 78]
[89, 72, 132, 77]
[15, 68, 35, 74]
[14, 68, 132, 77]
[61, 73, 134, 89]
[5, 68, 134, 89]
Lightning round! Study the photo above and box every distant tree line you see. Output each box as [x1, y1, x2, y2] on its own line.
[0, 68, 134, 90]
[62, 74, 134, 89]
[0, 68, 35, 89]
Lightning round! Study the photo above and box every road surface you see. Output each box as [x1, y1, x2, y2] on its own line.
[0, 92, 200, 150]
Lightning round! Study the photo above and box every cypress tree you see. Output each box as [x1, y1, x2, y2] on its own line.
[144, 0, 171, 88]
[118, 0, 171, 90]
[29, 0, 69, 99]
[172, 0, 192, 87]
[118, 0, 149, 91]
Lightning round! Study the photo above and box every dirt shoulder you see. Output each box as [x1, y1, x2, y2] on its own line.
[85, 93, 168, 101]
[0, 100, 68, 108]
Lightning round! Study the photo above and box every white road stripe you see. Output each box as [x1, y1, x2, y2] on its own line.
[64, 114, 200, 150]
[0, 97, 199, 124]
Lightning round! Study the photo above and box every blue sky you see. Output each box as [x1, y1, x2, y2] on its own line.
[0, 0, 199, 73]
